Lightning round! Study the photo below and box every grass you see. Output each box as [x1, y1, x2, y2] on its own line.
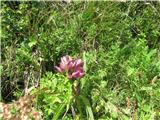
[1, 1, 160, 120]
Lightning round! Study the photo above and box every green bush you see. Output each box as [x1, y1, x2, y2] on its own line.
[34, 73, 72, 119]
[1, 1, 160, 119]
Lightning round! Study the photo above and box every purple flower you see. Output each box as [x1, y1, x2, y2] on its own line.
[55, 55, 72, 73]
[68, 68, 85, 79]
[55, 55, 85, 80]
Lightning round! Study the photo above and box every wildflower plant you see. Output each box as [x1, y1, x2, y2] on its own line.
[55, 55, 85, 80]
[2, 1, 160, 120]
[55, 55, 85, 98]
[54, 55, 86, 119]
[32, 56, 85, 119]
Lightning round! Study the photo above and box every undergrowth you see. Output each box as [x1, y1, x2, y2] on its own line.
[1, 1, 160, 120]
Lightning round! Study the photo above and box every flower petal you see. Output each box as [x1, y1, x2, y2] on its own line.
[55, 55, 85, 79]
[55, 66, 63, 73]
[75, 59, 84, 67]
[68, 60, 76, 70]
[69, 68, 85, 79]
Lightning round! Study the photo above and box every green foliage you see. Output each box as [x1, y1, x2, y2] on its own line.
[34, 73, 72, 119]
[1, 1, 160, 119]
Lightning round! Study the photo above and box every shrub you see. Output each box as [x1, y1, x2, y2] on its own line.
[1, 1, 160, 119]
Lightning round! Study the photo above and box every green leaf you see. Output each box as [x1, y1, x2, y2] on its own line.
[141, 105, 151, 112]
[0, 65, 3, 76]
[53, 101, 66, 120]
[140, 86, 152, 91]
[127, 67, 135, 76]
[80, 95, 94, 120]
[111, 112, 118, 118]
[28, 37, 37, 47]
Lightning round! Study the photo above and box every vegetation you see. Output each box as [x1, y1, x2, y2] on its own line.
[1, 1, 160, 120]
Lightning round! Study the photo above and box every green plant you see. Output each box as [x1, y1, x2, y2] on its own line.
[1, 1, 160, 119]
[34, 73, 72, 119]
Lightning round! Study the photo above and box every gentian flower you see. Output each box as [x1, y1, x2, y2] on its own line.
[55, 55, 85, 80]
[55, 55, 72, 73]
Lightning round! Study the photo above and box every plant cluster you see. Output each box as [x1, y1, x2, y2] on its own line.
[1, 1, 160, 120]
[55, 55, 85, 80]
